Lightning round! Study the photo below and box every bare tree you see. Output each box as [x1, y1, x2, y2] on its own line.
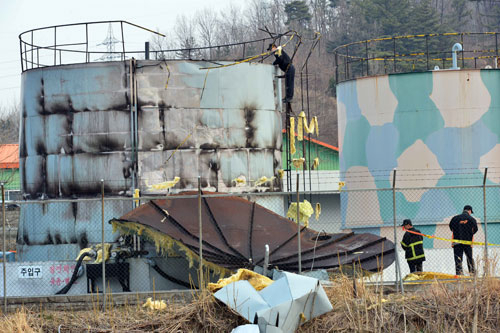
[0, 102, 20, 190]
[174, 14, 198, 58]
[149, 29, 175, 60]
[195, 8, 220, 59]
[0, 103, 20, 144]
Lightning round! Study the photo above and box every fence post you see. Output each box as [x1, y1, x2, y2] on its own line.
[392, 169, 404, 294]
[425, 35, 429, 70]
[365, 40, 369, 76]
[198, 176, 203, 288]
[483, 167, 489, 275]
[101, 179, 106, 311]
[296, 173, 302, 274]
[1, 183, 6, 311]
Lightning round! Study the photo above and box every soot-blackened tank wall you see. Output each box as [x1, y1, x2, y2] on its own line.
[18, 60, 282, 261]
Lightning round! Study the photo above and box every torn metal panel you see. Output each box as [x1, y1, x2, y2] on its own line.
[215, 272, 333, 332]
[111, 193, 395, 272]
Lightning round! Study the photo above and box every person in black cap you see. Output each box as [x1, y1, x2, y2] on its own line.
[449, 205, 478, 275]
[400, 219, 425, 273]
[268, 43, 295, 103]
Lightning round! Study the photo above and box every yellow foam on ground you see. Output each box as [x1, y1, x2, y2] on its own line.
[207, 268, 273, 293]
[142, 297, 167, 310]
[403, 271, 467, 282]
[111, 220, 231, 279]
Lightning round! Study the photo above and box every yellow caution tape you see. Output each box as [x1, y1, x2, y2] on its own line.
[315, 203, 321, 221]
[290, 117, 296, 155]
[406, 229, 500, 247]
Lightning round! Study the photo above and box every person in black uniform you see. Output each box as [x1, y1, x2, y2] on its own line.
[400, 219, 425, 273]
[268, 43, 295, 103]
[449, 205, 478, 275]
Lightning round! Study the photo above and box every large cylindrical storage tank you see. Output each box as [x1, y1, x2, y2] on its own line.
[18, 60, 282, 260]
[337, 69, 500, 249]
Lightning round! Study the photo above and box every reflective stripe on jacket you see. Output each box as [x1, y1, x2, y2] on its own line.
[401, 227, 426, 262]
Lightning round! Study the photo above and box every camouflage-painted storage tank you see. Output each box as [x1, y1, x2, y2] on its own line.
[337, 69, 500, 248]
[18, 60, 282, 260]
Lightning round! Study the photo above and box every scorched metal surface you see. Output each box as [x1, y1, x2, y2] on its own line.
[111, 192, 395, 272]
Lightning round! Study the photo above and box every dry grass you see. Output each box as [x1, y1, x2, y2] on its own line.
[2, 275, 500, 332]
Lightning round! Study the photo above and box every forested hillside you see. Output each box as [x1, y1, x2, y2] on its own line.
[154, 0, 500, 145]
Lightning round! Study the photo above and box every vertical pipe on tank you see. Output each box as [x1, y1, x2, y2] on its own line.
[85, 24, 89, 63]
[145, 42, 150, 60]
[134, 59, 139, 194]
[451, 43, 462, 70]
[53, 26, 57, 66]
[129, 59, 136, 193]
[133, 58, 139, 190]
[120, 22, 125, 61]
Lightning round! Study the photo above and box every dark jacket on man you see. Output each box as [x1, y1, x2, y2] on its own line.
[272, 49, 292, 72]
[449, 211, 478, 244]
[272, 48, 295, 102]
[401, 227, 426, 262]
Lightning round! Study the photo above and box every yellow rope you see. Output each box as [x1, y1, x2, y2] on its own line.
[199, 32, 298, 70]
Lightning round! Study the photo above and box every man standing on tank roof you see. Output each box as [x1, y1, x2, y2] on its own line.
[400, 219, 426, 273]
[449, 205, 478, 275]
[268, 43, 295, 103]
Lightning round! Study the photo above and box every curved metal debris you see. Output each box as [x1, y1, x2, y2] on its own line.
[111, 192, 395, 273]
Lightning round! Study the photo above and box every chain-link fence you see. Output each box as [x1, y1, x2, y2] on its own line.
[1, 179, 500, 310]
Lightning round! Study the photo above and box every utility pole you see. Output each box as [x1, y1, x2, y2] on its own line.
[96, 23, 122, 62]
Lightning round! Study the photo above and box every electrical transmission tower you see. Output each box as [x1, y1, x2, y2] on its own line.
[96, 23, 122, 61]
